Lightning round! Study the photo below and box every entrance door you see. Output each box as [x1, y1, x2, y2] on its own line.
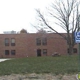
[37, 49, 41, 57]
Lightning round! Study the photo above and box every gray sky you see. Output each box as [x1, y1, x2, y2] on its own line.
[0, 0, 53, 33]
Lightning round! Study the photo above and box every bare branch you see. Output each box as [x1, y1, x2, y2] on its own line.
[30, 23, 40, 31]
[36, 9, 67, 40]
[34, 0, 80, 54]
[49, 12, 66, 26]
[55, 22, 67, 31]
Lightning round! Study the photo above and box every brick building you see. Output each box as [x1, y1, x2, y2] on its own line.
[0, 32, 78, 58]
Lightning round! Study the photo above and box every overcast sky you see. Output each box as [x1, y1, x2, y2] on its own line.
[0, 0, 53, 33]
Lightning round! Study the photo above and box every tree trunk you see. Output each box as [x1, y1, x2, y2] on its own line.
[68, 45, 74, 55]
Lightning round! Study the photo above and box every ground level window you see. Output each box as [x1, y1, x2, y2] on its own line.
[67, 48, 77, 53]
[5, 50, 9, 55]
[73, 48, 77, 53]
[43, 49, 47, 55]
[11, 50, 16, 55]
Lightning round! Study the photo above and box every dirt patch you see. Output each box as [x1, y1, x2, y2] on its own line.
[0, 73, 77, 80]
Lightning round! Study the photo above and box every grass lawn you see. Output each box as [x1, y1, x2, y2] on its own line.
[0, 55, 79, 75]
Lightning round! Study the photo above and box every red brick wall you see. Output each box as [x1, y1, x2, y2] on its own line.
[0, 33, 77, 58]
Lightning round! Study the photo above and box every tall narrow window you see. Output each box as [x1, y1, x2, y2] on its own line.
[11, 38, 15, 46]
[5, 38, 9, 46]
[42, 38, 47, 45]
[11, 50, 16, 55]
[36, 38, 41, 46]
[5, 50, 9, 55]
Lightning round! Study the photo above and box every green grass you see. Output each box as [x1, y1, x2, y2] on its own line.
[0, 55, 79, 75]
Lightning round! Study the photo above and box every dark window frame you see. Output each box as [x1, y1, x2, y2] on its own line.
[5, 38, 9, 46]
[43, 49, 47, 55]
[11, 38, 16, 46]
[67, 48, 77, 53]
[11, 50, 16, 55]
[36, 38, 41, 46]
[42, 38, 47, 45]
[73, 48, 77, 53]
[5, 50, 9, 55]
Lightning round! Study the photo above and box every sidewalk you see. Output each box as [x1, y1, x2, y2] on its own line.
[0, 59, 10, 62]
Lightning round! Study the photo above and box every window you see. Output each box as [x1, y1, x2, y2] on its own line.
[36, 38, 41, 45]
[42, 38, 47, 45]
[11, 50, 16, 55]
[43, 49, 47, 55]
[11, 38, 15, 46]
[5, 50, 9, 55]
[5, 38, 9, 46]
[73, 48, 77, 53]
[67, 48, 77, 53]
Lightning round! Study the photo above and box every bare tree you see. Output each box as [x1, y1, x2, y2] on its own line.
[37, 28, 47, 33]
[34, 0, 80, 55]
